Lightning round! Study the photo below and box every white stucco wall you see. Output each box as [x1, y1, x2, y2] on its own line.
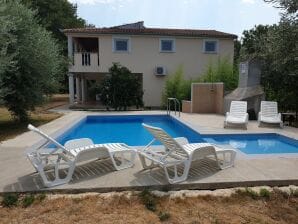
[68, 34, 235, 107]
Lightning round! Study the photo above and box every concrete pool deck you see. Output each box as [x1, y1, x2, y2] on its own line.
[0, 111, 297, 193]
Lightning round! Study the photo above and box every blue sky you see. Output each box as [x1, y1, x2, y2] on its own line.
[69, 0, 281, 38]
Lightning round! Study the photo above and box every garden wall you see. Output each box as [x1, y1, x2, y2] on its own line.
[182, 83, 224, 114]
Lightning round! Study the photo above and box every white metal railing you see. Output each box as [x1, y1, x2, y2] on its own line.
[167, 98, 181, 117]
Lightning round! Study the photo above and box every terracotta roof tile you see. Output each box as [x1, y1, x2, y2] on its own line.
[63, 27, 237, 39]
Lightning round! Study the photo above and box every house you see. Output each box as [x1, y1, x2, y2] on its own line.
[63, 21, 237, 107]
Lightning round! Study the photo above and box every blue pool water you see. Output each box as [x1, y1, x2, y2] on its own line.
[53, 115, 298, 154]
[203, 134, 298, 154]
[56, 115, 204, 146]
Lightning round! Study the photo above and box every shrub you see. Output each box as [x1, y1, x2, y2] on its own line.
[162, 65, 192, 105]
[99, 63, 143, 110]
[158, 211, 170, 221]
[1, 193, 18, 207]
[236, 188, 259, 199]
[139, 189, 157, 212]
[259, 188, 270, 199]
[198, 57, 238, 91]
[22, 194, 35, 207]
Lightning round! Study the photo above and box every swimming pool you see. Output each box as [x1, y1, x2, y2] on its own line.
[53, 115, 298, 155]
[56, 115, 205, 146]
[203, 134, 298, 154]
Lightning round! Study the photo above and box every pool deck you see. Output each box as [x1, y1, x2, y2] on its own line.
[0, 111, 297, 193]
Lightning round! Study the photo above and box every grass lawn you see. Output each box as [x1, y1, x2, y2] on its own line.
[0, 94, 68, 142]
[0, 189, 297, 224]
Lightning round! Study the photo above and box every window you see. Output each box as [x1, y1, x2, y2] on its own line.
[113, 37, 130, 52]
[203, 40, 218, 53]
[160, 38, 175, 52]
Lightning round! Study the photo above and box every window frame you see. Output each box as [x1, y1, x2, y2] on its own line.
[203, 39, 218, 54]
[159, 38, 176, 53]
[112, 36, 131, 53]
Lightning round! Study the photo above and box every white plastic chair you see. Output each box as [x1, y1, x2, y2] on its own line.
[138, 123, 236, 184]
[224, 101, 248, 129]
[27, 124, 136, 187]
[258, 101, 283, 128]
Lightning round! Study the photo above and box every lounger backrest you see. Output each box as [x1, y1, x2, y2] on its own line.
[28, 124, 66, 153]
[230, 101, 247, 117]
[260, 101, 278, 117]
[142, 123, 189, 158]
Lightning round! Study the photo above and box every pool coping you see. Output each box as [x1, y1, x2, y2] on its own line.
[2, 179, 298, 195]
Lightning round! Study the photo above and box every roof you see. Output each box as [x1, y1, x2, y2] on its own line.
[63, 21, 237, 39]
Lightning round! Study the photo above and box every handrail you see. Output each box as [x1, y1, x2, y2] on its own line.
[167, 98, 181, 117]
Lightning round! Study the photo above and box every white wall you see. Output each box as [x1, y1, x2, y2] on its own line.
[69, 34, 234, 106]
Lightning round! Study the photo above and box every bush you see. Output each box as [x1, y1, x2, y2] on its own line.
[139, 189, 157, 212]
[198, 57, 238, 91]
[22, 194, 35, 207]
[162, 66, 192, 105]
[259, 188, 270, 199]
[99, 63, 143, 110]
[1, 193, 18, 207]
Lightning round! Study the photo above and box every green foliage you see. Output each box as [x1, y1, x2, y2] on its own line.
[0, 0, 63, 121]
[158, 211, 170, 221]
[198, 57, 238, 91]
[162, 65, 192, 105]
[22, 194, 35, 207]
[1, 193, 19, 207]
[99, 63, 144, 110]
[240, 3, 298, 114]
[259, 188, 271, 199]
[139, 189, 157, 212]
[21, 0, 89, 93]
[236, 188, 259, 199]
[21, 0, 86, 50]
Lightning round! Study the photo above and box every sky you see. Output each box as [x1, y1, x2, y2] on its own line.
[68, 0, 281, 38]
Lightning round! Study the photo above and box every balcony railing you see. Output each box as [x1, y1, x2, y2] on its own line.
[70, 52, 99, 72]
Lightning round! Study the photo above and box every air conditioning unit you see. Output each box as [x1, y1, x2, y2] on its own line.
[155, 66, 167, 76]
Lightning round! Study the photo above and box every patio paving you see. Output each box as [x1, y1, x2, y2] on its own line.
[0, 111, 297, 193]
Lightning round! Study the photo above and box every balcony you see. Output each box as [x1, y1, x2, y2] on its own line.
[69, 52, 99, 73]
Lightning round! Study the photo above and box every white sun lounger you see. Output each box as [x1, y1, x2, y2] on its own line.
[138, 123, 236, 184]
[258, 101, 283, 128]
[27, 124, 136, 187]
[224, 101, 248, 129]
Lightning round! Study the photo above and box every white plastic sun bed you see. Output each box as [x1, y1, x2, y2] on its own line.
[224, 101, 248, 129]
[258, 101, 283, 128]
[27, 124, 136, 187]
[138, 123, 236, 184]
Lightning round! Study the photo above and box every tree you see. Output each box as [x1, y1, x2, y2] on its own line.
[162, 66, 192, 104]
[21, 0, 86, 50]
[99, 63, 143, 110]
[0, 0, 63, 121]
[240, 1, 298, 114]
[21, 0, 90, 93]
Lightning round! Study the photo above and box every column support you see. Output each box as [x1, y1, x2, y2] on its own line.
[68, 73, 74, 104]
[75, 76, 81, 102]
[81, 78, 86, 103]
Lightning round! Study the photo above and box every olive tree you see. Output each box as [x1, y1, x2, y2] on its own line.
[0, 0, 63, 121]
